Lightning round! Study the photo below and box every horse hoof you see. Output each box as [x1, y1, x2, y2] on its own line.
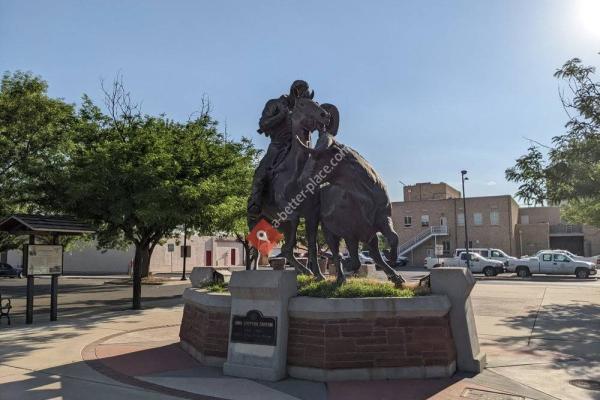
[389, 274, 405, 287]
[418, 274, 431, 288]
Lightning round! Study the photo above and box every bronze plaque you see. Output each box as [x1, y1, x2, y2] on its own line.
[231, 310, 277, 346]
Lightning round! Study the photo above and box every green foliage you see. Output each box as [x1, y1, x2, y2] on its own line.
[14, 75, 258, 308]
[200, 281, 229, 293]
[505, 146, 547, 206]
[562, 198, 600, 227]
[0, 71, 76, 252]
[297, 276, 415, 298]
[506, 56, 600, 227]
[199, 274, 416, 298]
[296, 273, 315, 288]
[34, 78, 257, 251]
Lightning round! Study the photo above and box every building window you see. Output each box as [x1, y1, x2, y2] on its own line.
[474, 212, 483, 226]
[521, 215, 529, 225]
[404, 216, 412, 227]
[421, 215, 430, 227]
[490, 210, 499, 225]
[457, 213, 465, 226]
[468, 241, 473, 248]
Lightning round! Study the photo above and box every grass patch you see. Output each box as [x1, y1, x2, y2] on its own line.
[297, 276, 415, 298]
[198, 274, 421, 298]
[200, 281, 229, 293]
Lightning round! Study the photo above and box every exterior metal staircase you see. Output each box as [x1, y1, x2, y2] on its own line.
[397, 225, 448, 256]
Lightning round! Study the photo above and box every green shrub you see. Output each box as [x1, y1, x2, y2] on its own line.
[297, 276, 415, 298]
[296, 273, 315, 290]
[201, 281, 229, 293]
[199, 275, 418, 298]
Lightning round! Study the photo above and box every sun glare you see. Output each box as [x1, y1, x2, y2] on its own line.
[579, 0, 600, 37]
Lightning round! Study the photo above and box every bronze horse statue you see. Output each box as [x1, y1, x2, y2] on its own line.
[297, 124, 406, 286]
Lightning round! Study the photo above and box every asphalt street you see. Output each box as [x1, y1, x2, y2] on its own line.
[0, 276, 190, 323]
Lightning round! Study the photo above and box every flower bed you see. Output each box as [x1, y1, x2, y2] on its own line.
[199, 275, 420, 298]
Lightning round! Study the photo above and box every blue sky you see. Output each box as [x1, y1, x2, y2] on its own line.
[2, 0, 600, 202]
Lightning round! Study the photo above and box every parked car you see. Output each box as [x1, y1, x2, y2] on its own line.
[359, 251, 374, 264]
[425, 252, 504, 276]
[454, 248, 516, 266]
[507, 250, 597, 278]
[395, 255, 409, 267]
[381, 253, 409, 268]
[0, 263, 23, 278]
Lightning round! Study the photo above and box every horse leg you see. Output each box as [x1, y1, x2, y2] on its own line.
[323, 227, 343, 284]
[346, 238, 361, 274]
[367, 235, 405, 286]
[280, 219, 311, 275]
[249, 247, 259, 271]
[306, 216, 326, 281]
[379, 216, 399, 268]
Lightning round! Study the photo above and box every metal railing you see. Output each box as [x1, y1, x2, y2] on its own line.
[397, 225, 448, 255]
[549, 224, 583, 235]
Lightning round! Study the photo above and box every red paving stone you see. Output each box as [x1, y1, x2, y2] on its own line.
[85, 326, 525, 400]
[327, 377, 467, 400]
[95, 342, 199, 376]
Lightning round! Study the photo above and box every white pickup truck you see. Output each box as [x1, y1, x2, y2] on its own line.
[453, 248, 517, 266]
[507, 251, 597, 278]
[530, 249, 600, 266]
[424, 252, 505, 276]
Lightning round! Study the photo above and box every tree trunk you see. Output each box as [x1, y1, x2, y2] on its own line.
[244, 241, 253, 270]
[140, 249, 151, 278]
[235, 234, 253, 270]
[132, 243, 151, 310]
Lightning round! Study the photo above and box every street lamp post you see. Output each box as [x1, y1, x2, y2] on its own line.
[461, 170, 470, 269]
[181, 224, 188, 281]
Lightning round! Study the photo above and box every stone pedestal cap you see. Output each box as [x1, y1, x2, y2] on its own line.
[430, 267, 486, 373]
[228, 270, 298, 300]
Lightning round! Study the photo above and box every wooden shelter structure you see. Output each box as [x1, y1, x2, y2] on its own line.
[0, 214, 95, 324]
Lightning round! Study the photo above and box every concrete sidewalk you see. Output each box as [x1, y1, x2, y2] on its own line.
[473, 282, 600, 400]
[0, 308, 557, 400]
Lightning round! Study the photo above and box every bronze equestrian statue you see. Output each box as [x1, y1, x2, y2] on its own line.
[248, 81, 407, 286]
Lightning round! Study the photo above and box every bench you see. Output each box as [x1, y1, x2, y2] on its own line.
[0, 291, 11, 325]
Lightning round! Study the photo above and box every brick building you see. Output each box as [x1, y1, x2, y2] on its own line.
[391, 182, 600, 266]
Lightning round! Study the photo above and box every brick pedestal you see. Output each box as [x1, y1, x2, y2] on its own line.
[178, 289, 231, 366]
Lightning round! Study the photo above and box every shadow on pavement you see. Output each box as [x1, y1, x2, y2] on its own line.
[497, 300, 600, 367]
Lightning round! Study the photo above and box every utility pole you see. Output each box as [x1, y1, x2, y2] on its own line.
[461, 170, 470, 269]
[181, 224, 188, 281]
